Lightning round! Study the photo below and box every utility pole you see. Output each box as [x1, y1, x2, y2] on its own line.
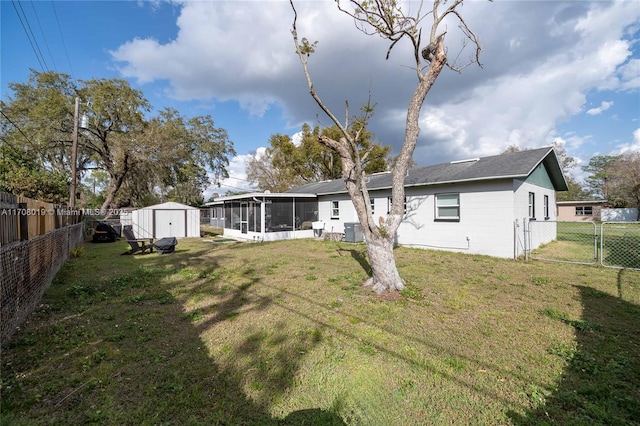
[70, 96, 79, 209]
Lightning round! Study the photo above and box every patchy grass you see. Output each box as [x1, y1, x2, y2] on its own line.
[1, 238, 639, 425]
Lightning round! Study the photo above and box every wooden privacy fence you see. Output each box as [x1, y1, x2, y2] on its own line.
[1, 192, 82, 246]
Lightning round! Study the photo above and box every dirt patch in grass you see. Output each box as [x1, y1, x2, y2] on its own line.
[2, 238, 639, 425]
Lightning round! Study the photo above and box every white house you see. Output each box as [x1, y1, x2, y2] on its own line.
[206, 147, 568, 259]
[129, 201, 200, 239]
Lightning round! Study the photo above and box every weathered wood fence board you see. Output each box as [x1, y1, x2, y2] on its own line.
[1, 192, 82, 245]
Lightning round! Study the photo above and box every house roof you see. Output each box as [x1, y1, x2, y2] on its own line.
[557, 200, 608, 205]
[202, 192, 317, 205]
[287, 146, 568, 195]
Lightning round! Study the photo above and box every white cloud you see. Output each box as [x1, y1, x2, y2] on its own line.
[617, 58, 640, 90]
[586, 101, 614, 116]
[613, 128, 640, 154]
[204, 153, 256, 198]
[111, 0, 639, 167]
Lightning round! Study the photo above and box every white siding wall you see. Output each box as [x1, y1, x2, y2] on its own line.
[317, 181, 518, 258]
[398, 181, 516, 258]
[513, 180, 558, 255]
[315, 178, 559, 259]
[319, 194, 357, 234]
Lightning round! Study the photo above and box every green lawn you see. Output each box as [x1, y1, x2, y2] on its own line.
[2, 237, 639, 425]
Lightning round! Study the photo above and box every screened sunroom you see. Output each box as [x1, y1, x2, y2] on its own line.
[203, 193, 320, 242]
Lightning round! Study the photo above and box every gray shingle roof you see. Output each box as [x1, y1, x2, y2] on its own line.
[286, 146, 568, 195]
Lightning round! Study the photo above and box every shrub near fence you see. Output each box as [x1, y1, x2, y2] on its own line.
[0, 222, 84, 346]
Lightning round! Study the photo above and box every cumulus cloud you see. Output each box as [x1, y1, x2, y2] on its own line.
[111, 0, 639, 169]
[586, 101, 614, 116]
[614, 128, 640, 154]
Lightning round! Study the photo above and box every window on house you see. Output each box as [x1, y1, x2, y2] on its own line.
[544, 195, 550, 220]
[435, 193, 460, 221]
[370, 198, 375, 215]
[575, 206, 593, 216]
[387, 196, 407, 214]
[331, 201, 340, 219]
[528, 192, 535, 219]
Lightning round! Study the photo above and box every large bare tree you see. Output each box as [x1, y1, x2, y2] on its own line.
[291, 0, 482, 294]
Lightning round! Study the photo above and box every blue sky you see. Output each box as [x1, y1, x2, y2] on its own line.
[2, 1, 639, 197]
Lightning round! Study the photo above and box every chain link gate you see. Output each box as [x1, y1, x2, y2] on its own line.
[525, 220, 640, 270]
[526, 220, 598, 265]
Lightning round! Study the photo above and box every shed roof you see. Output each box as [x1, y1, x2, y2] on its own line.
[137, 201, 199, 210]
[287, 146, 568, 195]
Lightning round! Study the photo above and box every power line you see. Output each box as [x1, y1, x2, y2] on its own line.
[0, 110, 35, 145]
[11, 0, 49, 72]
[30, 0, 57, 71]
[50, 1, 74, 78]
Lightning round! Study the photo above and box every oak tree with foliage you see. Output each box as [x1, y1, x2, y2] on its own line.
[247, 123, 390, 192]
[1, 70, 235, 208]
[291, 0, 482, 293]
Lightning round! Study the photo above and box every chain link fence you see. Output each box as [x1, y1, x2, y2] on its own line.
[601, 222, 640, 269]
[1, 223, 84, 346]
[527, 220, 640, 270]
[528, 221, 598, 265]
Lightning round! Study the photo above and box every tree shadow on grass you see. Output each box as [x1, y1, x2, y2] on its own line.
[335, 245, 371, 277]
[1, 242, 345, 425]
[508, 280, 640, 425]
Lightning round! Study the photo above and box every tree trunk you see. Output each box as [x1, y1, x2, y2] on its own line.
[100, 154, 130, 211]
[364, 234, 404, 294]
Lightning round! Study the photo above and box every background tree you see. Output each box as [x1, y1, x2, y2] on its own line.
[550, 141, 588, 201]
[1, 70, 235, 207]
[582, 155, 620, 200]
[605, 152, 640, 215]
[77, 77, 151, 210]
[291, 0, 482, 293]
[246, 134, 304, 192]
[1, 70, 79, 200]
[0, 141, 69, 202]
[138, 108, 235, 206]
[246, 123, 390, 192]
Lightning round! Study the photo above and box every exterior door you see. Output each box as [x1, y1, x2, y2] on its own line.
[240, 202, 248, 233]
[154, 210, 186, 238]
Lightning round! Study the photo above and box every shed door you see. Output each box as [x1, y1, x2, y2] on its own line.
[154, 209, 186, 238]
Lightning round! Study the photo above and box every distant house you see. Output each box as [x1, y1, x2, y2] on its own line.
[556, 200, 608, 222]
[204, 147, 568, 259]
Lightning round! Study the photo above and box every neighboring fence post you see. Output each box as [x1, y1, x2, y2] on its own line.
[18, 203, 29, 241]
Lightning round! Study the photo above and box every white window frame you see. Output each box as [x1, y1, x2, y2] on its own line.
[331, 200, 340, 219]
[387, 196, 407, 214]
[528, 192, 536, 219]
[543, 195, 550, 220]
[435, 193, 460, 221]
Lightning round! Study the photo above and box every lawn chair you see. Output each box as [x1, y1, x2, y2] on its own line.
[121, 226, 154, 255]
